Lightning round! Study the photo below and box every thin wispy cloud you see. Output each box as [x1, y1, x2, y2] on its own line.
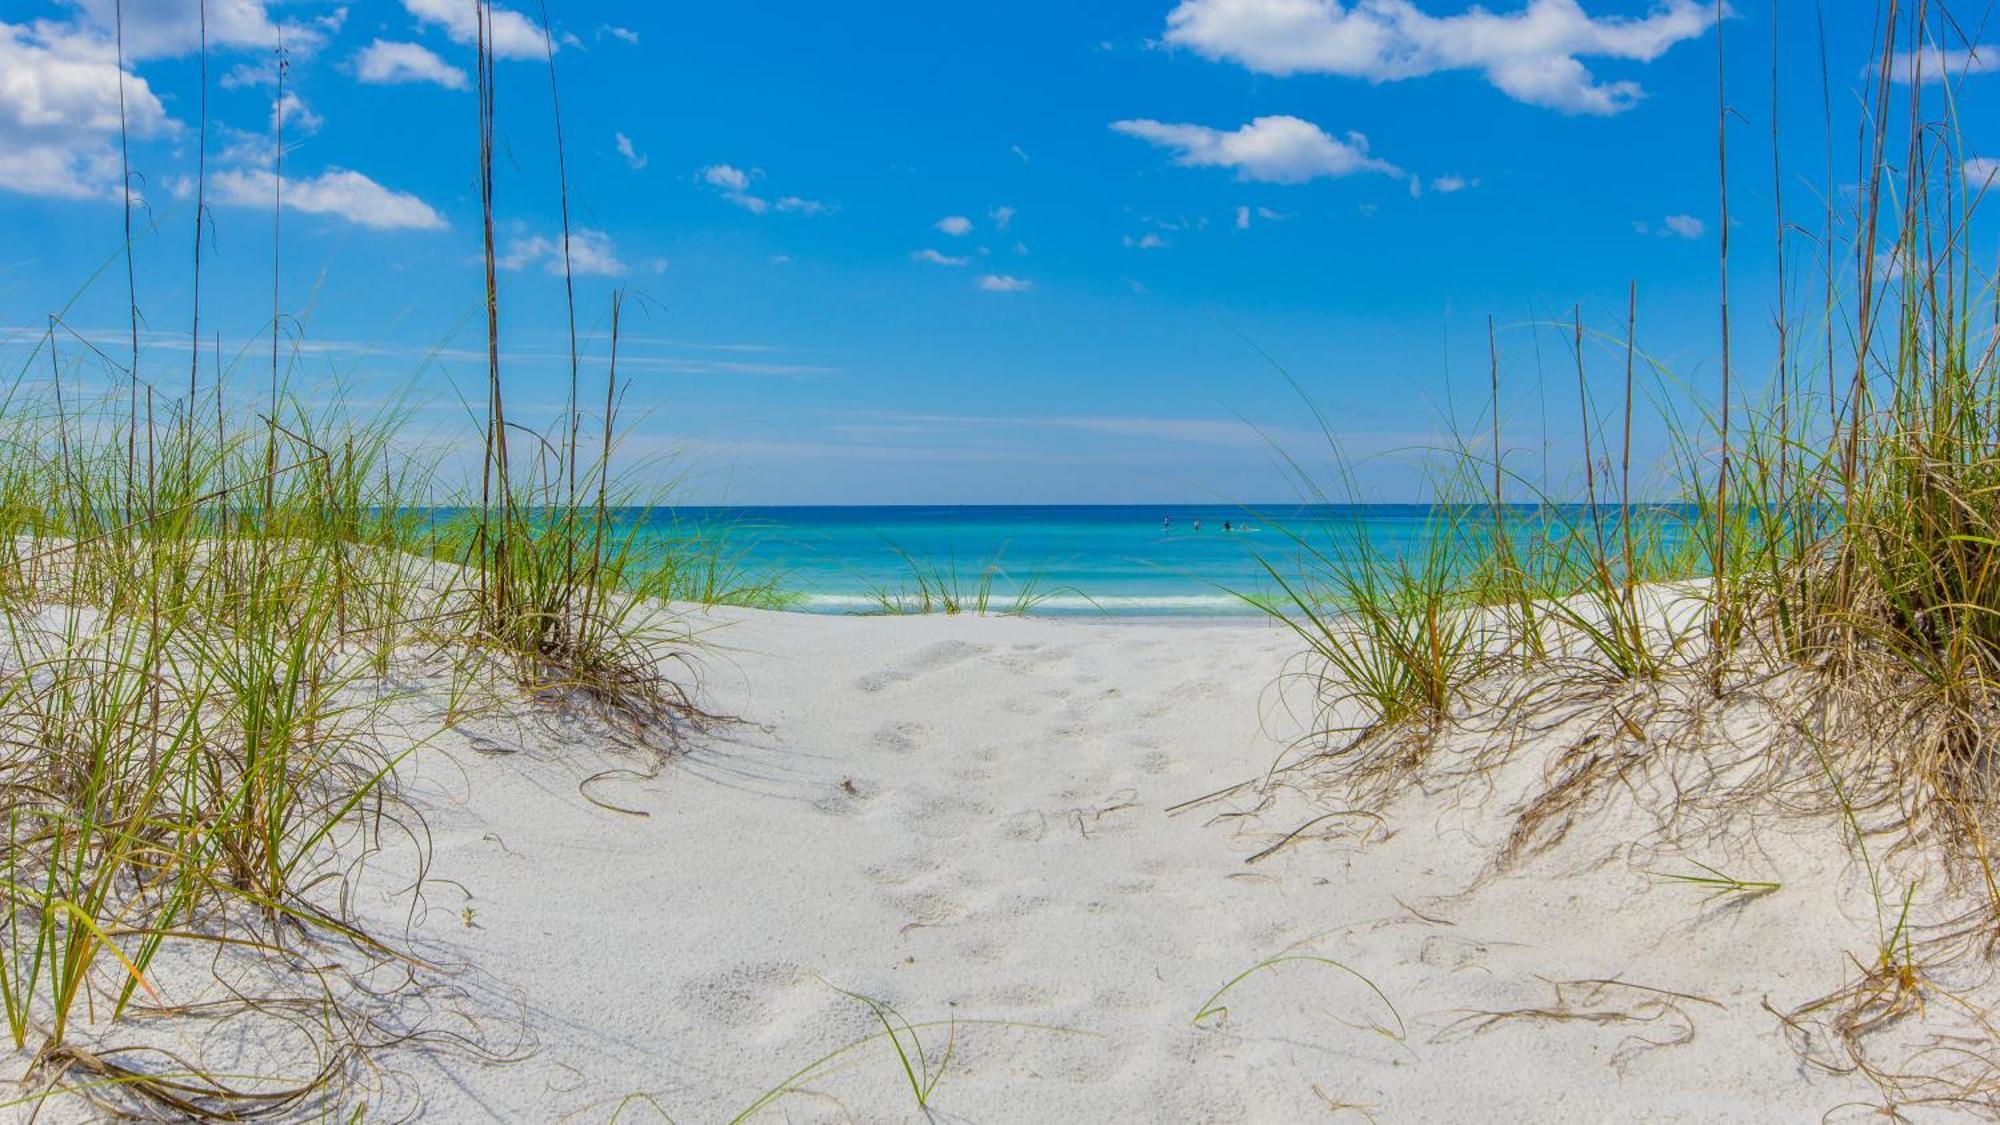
[1663, 213, 1704, 238]
[978, 274, 1032, 292]
[0, 326, 828, 380]
[827, 409, 1331, 451]
[220, 62, 276, 89]
[1162, 0, 1716, 115]
[615, 132, 648, 170]
[1234, 204, 1292, 228]
[1112, 115, 1400, 184]
[1883, 43, 1998, 83]
[912, 249, 971, 266]
[271, 92, 322, 133]
[1633, 213, 1705, 239]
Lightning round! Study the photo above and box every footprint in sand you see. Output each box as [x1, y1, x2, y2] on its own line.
[854, 668, 913, 693]
[907, 638, 988, 673]
[999, 691, 1061, 716]
[982, 643, 1054, 673]
[674, 962, 810, 1030]
[874, 720, 940, 754]
[1419, 934, 1494, 973]
[891, 891, 967, 928]
[891, 792, 975, 841]
[854, 642, 986, 693]
[1002, 810, 1049, 841]
[865, 855, 942, 887]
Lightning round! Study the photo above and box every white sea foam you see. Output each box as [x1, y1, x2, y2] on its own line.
[799, 593, 1252, 613]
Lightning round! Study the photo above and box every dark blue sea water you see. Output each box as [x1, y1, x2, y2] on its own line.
[623, 504, 1625, 617]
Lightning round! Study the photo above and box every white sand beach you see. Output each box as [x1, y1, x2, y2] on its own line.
[304, 606, 1946, 1122]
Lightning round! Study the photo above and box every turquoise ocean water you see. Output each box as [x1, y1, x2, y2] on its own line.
[623, 505, 1478, 617]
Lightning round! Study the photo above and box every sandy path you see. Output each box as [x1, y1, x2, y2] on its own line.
[382, 610, 1882, 1122]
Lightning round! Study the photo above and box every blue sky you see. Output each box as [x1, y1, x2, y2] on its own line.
[0, 1, 1991, 503]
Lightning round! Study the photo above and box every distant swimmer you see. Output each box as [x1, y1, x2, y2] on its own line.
[1222, 520, 1232, 532]
[1193, 519, 1202, 532]
[1162, 515, 1172, 532]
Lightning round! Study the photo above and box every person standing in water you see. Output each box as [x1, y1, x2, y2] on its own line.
[1162, 515, 1172, 533]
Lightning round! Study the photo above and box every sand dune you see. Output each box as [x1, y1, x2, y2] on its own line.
[326, 606, 1932, 1122]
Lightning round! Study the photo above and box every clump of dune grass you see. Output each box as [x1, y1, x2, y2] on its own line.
[628, 514, 797, 611]
[1250, 1, 2000, 1109]
[0, 381, 464, 1116]
[862, 540, 1077, 616]
[0, 3, 736, 1114]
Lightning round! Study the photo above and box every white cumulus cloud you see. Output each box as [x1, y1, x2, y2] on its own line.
[702, 163, 764, 212]
[1965, 157, 1999, 188]
[703, 164, 750, 192]
[1112, 114, 1400, 183]
[209, 167, 447, 230]
[700, 164, 828, 215]
[499, 227, 628, 276]
[935, 215, 974, 236]
[1162, 0, 1716, 115]
[353, 40, 468, 89]
[63, 0, 320, 59]
[403, 0, 549, 60]
[0, 20, 175, 199]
